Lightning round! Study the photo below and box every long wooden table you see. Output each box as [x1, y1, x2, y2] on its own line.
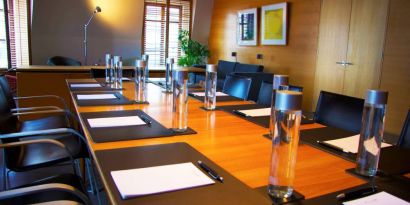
[68, 80, 365, 204]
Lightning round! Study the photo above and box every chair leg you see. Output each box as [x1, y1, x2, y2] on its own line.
[86, 158, 102, 205]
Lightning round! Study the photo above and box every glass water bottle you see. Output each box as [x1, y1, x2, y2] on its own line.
[105, 53, 113, 83]
[204, 64, 217, 110]
[269, 75, 289, 137]
[268, 90, 302, 199]
[113, 56, 123, 89]
[165, 58, 174, 92]
[356, 90, 388, 177]
[172, 69, 189, 132]
[142, 54, 149, 81]
[134, 60, 147, 103]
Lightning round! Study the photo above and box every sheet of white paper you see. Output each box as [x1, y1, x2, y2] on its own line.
[122, 77, 131, 81]
[237, 108, 271, 117]
[191, 92, 228, 97]
[343, 191, 410, 205]
[324, 134, 392, 154]
[87, 116, 146, 128]
[70, 83, 102, 88]
[77, 94, 117, 100]
[111, 162, 215, 199]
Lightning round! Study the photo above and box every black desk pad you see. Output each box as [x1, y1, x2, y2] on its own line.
[68, 82, 120, 91]
[217, 104, 315, 128]
[286, 176, 410, 205]
[73, 91, 134, 106]
[81, 110, 174, 143]
[94, 142, 270, 205]
[188, 92, 243, 102]
[300, 127, 410, 175]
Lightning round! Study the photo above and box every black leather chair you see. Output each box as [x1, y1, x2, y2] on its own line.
[234, 63, 264, 73]
[222, 74, 252, 100]
[234, 72, 273, 102]
[314, 91, 365, 133]
[0, 174, 90, 205]
[90, 68, 135, 79]
[397, 109, 410, 149]
[47, 56, 81, 66]
[257, 81, 304, 107]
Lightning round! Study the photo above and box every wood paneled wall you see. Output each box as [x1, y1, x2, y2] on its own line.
[208, 0, 321, 110]
[379, 0, 410, 134]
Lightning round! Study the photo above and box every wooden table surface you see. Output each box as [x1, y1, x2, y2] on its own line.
[68, 79, 365, 202]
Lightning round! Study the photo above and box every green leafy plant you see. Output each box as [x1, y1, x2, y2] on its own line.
[177, 30, 210, 66]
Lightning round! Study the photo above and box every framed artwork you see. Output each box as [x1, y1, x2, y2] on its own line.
[261, 2, 287, 45]
[237, 8, 257, 46]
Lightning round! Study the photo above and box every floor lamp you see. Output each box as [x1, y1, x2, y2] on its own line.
[84, 6, 101, 66]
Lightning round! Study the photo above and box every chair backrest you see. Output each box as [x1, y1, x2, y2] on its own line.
[90, 68, 135, 79]
[234, 63, 264, 73]
[47, 56, 81, 66]
[397, 109, 410, 149]
[222, 74, 252, 100]
[257, 81, 273, 106]
[0, 83, 18, 134]
[217, 60, 237, 79]
[0, 75, 17, 109]
[234, 72, 273, 102]
[315, 91, 365, 133]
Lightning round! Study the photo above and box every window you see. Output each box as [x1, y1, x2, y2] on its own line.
[143, 0, 191, 69]
[1, 0, 30, 68]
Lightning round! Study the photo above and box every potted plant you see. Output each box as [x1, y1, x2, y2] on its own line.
[177, 30, 210, 67]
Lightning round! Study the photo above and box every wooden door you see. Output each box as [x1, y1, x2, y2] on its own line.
[343, 0, 389, 98]
[313, 0, 352, 109]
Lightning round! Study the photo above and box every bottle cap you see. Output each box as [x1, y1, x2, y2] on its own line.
[173, 69, 189, 82]
[166, 58, 174, 64]
[273, 75, 289, 90]
[113, 56, 122, 65]
[275, 90, 303, 111]
[135, 60, 146, 68]
[365, 90, 388, 105]
[206, 64, 217, 73]
[142, 54, 149, 61]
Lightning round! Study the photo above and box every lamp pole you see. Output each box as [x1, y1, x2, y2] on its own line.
[83, 6, 101, 66]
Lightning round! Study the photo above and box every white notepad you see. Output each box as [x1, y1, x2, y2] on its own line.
[191, 92, 228, 97]
[87, 116, 146, 128]
[237, 108, 271, 117]
[324, 134, 392, 154]
[111, 162, 215, 199]
[344, 191, 410, 205]
[70, 83, 102, 88]
[77, 94, 117, 100]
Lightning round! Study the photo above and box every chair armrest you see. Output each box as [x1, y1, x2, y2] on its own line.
[11, 106, 61, 113]
[14, 95, 68, 111]
[12, 109, 81, 127]
[0, 128, 86, 144]
[0, 183, 90, 205]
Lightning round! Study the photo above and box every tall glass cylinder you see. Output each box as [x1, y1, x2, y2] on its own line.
[204, 64, 217, 110]
[268, 90, 302, 199]
[113, 56, 123, 89]
[165, 58, 174, 92]
[135, 60, 147, 103]
[270, 75, 289, 136]
[172, 69, 189, 132]
[356, 90, 388, 177]
[105, 54, 113, 83]
[142, 54, 149, 81]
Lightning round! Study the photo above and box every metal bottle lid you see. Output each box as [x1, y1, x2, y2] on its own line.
[273, 75, 289, 90]
[142, 54, 149, 61]
[173, 68, 189, 82]
[166, 58, 174, 64]
[135, 60, 146, 68]
[105, 53, 112, 59]
[206, 64, 217, 73]
[365, 90, 388, 105]
[275, 90, 303, 111]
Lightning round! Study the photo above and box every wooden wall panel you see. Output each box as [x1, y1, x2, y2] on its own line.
[380, 0, 410, 134]
[208, 0, 321, 110]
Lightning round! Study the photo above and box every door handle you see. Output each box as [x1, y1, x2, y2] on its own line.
[336, 61, 354, 66]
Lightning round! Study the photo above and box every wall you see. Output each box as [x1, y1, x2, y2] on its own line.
[31, 0, 213, 66]
[31, 0, 145, 65]
[208, 0, 321, 110]
[379, 0, 410, 134]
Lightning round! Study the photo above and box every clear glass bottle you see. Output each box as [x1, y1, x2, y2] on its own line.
[204, 64, 217, 110]
[134, 60, 147, 103]
[268, 90, 302, 199]
[269, 75, 289, 137]
[105, 53, 113, 83]
[356, 90, 388, 176]
[142, 54, 149, 81]
[113, 56, 122, 89]
[165, 58, 174, 92]
[172, 69, 189, 132]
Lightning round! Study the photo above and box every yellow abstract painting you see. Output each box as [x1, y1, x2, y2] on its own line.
[264, 8, 283, 40]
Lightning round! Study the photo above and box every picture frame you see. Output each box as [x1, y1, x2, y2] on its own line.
[237, 8, 258, 46]
[261, 2, 287, 45]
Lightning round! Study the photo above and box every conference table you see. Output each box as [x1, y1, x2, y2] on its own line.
[67, 79, 365, 204]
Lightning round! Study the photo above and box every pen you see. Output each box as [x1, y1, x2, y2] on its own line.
[316, 141, 351, 154]
[139, 115, 152, 126]
[336, 186, 377, 201]
[233, 110, 248, 117]
[197, 160, 224, 183]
